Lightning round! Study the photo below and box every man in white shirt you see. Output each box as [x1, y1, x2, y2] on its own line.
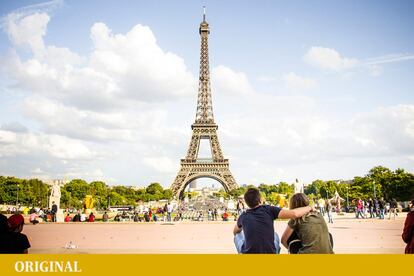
[167, 203, 173, 222]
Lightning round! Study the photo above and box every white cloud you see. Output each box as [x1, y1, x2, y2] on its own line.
[3, 14, 196, 112]
[368, 64, 383, 77]
[283, 72, 318, 90]
[3, 12, 49, 54]
[143, 156, 178, 173]
[304, 46, 358, 71]
[0, 129, 95, 160]
[364, 53, 414, 65]
[211, 65, 254, 95]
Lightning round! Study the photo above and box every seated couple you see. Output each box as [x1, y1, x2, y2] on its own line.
[233, 188, 333, 254]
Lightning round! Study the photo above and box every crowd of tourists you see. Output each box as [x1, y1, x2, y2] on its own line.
[1, 189, 413, 254]
[353, 197, 399, 220]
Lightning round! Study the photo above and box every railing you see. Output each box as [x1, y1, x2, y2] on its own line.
[196, 158, 214, 163]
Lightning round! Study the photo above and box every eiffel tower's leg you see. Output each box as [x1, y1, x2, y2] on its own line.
[217, 167, 238, 192]
[185, 134, 201, 160]
[209, 131, 224, 160]
[171, 166, 191, 198]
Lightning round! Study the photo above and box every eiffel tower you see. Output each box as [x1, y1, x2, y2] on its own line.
[170, 9, 238, 198]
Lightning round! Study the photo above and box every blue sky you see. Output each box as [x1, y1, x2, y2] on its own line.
[0, 0, 413, 187]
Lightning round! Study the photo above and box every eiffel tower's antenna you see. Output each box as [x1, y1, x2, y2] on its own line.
[196, 5, 213, 124]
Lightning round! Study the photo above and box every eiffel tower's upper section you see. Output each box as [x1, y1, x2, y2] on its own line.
[194, 7, 215, 126]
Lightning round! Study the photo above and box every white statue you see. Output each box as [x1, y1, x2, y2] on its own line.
[294, 178, 303, 193]
[49, 182, 61, 211]
[51, 183, 61, 198]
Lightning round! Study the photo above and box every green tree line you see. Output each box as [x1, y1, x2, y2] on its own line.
[1, 166, 413, 209]
[0, 177, 172, 209]
[212, 166, 414, 205]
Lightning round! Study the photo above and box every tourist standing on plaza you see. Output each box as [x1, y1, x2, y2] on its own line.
[356, 199, 364, 219]
[378, 198, 385, 219]
[318, 198, 326, 216]
[402, 199, 414, 254]
[374, 198, 380, 217]
[0, 214, 31, 254]
[208, 209, 213, 221]
[326, 200, 333, 223]
[237, 199, 245, 216]
[281, 193, 334, 254]
[389, 199, 398, 220]
[213, 208, 218, 221]
[167, 202, 173, 222]
[233, 188, 312, 254]
[367, 199, 374, 218]
[51, 201, 58, 222]
[162, 204, 167, 221]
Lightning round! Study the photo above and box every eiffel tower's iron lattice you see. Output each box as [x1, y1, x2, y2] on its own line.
[170, 10, 238, 198]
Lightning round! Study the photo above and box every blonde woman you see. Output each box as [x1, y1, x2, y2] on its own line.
[281, 193, 334, 254]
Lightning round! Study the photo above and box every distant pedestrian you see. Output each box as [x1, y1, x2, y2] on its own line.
[237, 199, 245, 216]
[51, 201, 58, 222]
[402, 199, 414, 254]
[389, 199, 398, 220]
[167, 202, 173, 222]
[367, 199, 375, 218]
[326, 200, 333, 224]
[356, 199, 364, 219]
[208, 209, 213, 221]
[378, 198, 385, 219]
[318, 198, 326, 216]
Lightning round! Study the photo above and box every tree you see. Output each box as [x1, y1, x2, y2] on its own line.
[163, 189, 173, 200]
[277, 182, 294, 197]
[146, 183, 164, 195]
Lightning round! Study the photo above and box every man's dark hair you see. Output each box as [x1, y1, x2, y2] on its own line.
[244, 188, 261, 208]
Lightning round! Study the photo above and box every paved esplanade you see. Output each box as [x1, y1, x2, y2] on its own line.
[24, 213, 406, 254]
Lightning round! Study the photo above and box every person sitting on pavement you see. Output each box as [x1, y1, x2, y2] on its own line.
[0, 214, 31, 254]
[29, 212, 39, 225]
[233, 188, 312, 254]
[281, 193, 334, 254]
[64, 214, 71, 222]
[88, 212, 95, 222]
[102, 212, 109, 222]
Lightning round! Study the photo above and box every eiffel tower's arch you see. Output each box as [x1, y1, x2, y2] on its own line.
[176, 174, 229, 199]
[170, 10, 238, 198]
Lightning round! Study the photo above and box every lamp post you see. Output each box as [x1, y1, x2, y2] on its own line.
[373, 180, 376, 199]
[16, 184, 20, 207]
[346, 185, 349, 211]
